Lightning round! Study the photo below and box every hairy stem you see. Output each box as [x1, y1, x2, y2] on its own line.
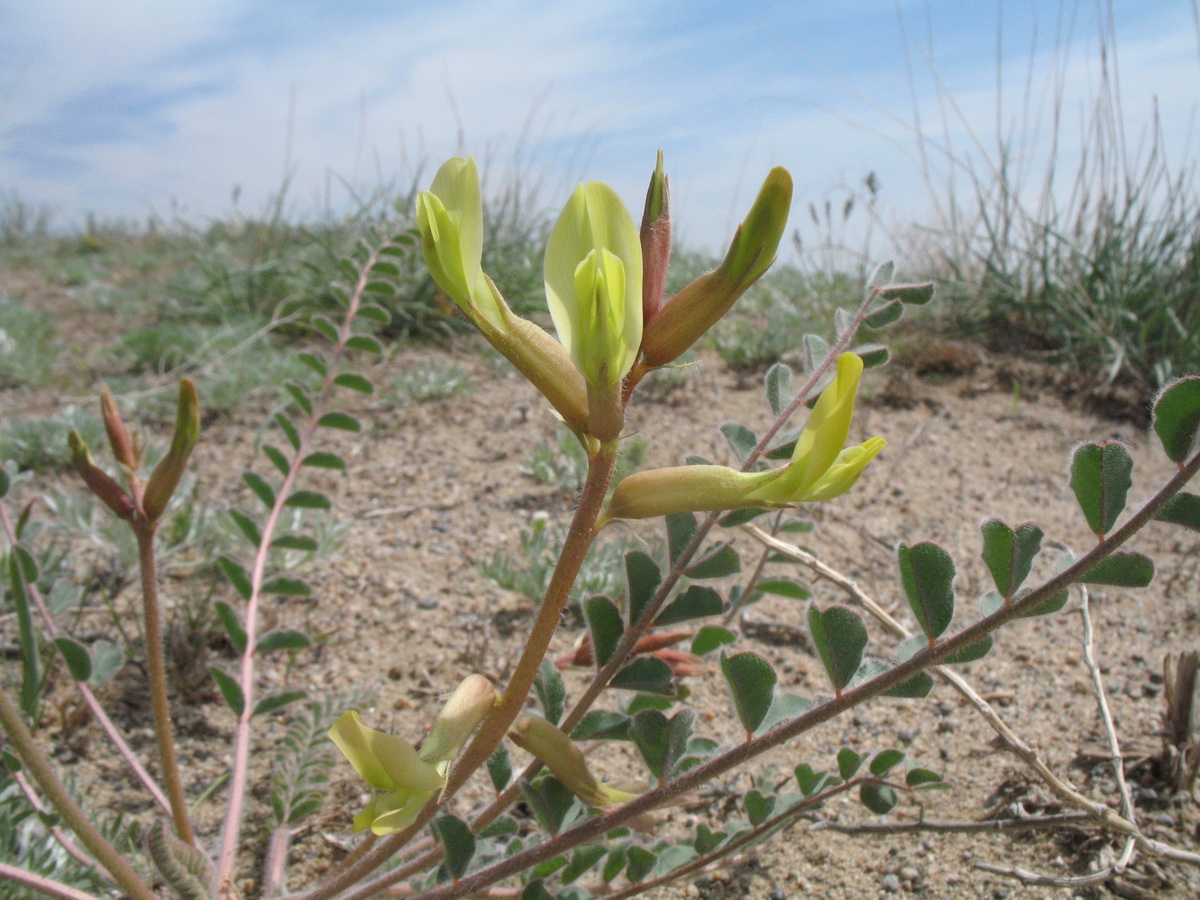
[300, 443, 620, 900]
[0, 689, 156, 900]
[405, 444, 1200, 899]
[217, 242, 382, 888]
[134, 522, 195, 845]
[0, 501, 171, 816]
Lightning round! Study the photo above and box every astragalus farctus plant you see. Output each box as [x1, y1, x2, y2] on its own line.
[1, 151, 1199, 900]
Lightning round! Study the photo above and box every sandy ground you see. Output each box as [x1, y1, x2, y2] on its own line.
[3, 324, 1199, 900]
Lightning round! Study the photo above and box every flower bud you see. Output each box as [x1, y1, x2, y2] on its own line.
[510, 714, 635, 810]
[100, 384, 138, 470]
[68, 430, 135, 520]
[640, 150, 671, 324]
[418, 674, 496, 770]
[142, 379, 200, 523]
[641, 167, 792, 367]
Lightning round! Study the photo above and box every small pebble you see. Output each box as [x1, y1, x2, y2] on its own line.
[770, 890, 786, 900]
[417, 595, 439, 609]
[900, 866, 920, 881]
[898, 729, 916, 744]
[937, 719, 957, 734]
[882, 873, 901, 892]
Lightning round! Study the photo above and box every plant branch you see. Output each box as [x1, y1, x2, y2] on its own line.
[0, 500, 171, 817]
[0, 687, 157, 900]
[10, 771, 111, 882]
[0, 862, 104, 900]
[134, 522, 195, 845]
[296, 443, 621, 900]
[402, 444, 1200, 899]
[217, 241, 383, 888]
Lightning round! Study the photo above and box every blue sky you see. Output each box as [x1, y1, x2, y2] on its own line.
[1, 1, 1197, 255]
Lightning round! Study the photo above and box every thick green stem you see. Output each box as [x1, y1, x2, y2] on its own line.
[0, 689, 156, 900]
[135, 523, 195, 845]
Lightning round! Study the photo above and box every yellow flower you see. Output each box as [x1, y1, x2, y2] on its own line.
[602, 353, 885, 521]
[328, 711, 442, 835]
[509, 714, 636, 810]
[329, 675, 496, 835]
[415, 158, 589, 431]
[544, 181, 643, 391]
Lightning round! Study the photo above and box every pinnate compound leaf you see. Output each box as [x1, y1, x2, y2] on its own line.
[302, 452, 346, 470]
[754, 578, 810, 601]
[519, 776, 576, 835]
[534, 659, 566, 725]
[1019, 588, 1070, 618]
[897, 541, 955, 641]
[630, 708, 694, 781]
[625, 551, 661, 625]
[765, 363, 794, 417]
[860, 783, 898, 815]
[261, 577, 311, 597]
[870, 749, 906, 777]
[275, 413, 301, 449]
[1081, 551, 1155, 587]
[755, 692, 813, 735]
[356, 302, 391, 325]
[345, 335, 383, 356]
[571, 710, 631, 741]
[694, 824, 726, 854]
[253, 690, 307, 717]
[487, 745, 512, 793]
[1156, 492, 1200, 532]
[227, 510, 262, 546]
[584, 595, 624, 667]
[837, 748, 863, 779]
[214, 600, 247, 654]
[54, 637, 91, 682]
[611, 657, 674, 694]
[807, 604, 868, 692]
[879, 281, 935, 305]
[884, 670, 934, 698]
[210, 667, 245, 716]
[1153, 376, 1200, 463]
[685, 542, 740, 579]
[318, 411, 361, 433]
[432, 815, 475, 881]
[262, 444, 290, 475]
[256, 629, 312, 652]
[285, 490, 331, 510]
[853, 343, 889, 369]
[656, 585, 723, 625]
[720, 422, 757, 463]
[298, 352, 327, 377]
[218, 556, 252, 600]
[1070, 442, 1133, 537]
[89, 640, 123, 685]
[334, 373, 374, 395]
[272, 534, 319, 551]
[561, 846, 606, 885]
[691, 625, 736, 656]
[744, 789, 775, 825]
[717, 506, 770, 527]
[242, 472, 276, 508]
[864, 299, 903, 328]
[665, 512, 697, 564]
[980, 518, 1043, 598]
[941, 636, 993, 665]
[802, 333, 829, 374]
[906, 768, 943, 787]
[625, 846, 657, 883]
[720, 651, 777, 737]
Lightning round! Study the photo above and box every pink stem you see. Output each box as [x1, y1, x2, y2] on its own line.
[214, 244, 382, 889]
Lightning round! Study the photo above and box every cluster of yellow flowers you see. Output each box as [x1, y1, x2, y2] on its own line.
[332, 154, 886, 834]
